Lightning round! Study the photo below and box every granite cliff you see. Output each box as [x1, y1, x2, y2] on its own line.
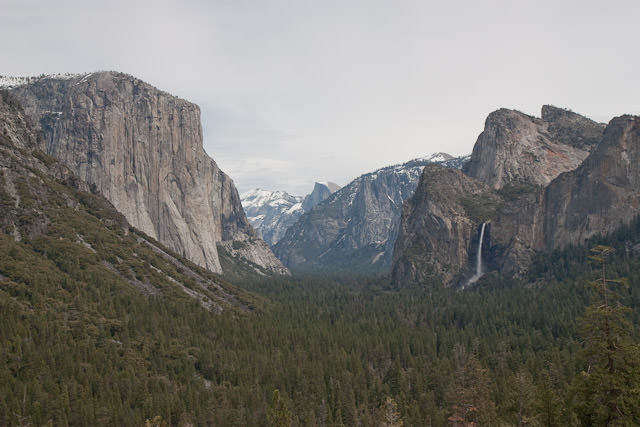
[274, 154, 468, 272]
[0, 90, 254, 311]
[301, 182, 341, 212]
[463, 106, 604, 189]
[8, 72, 287, 275]
[392, 165, 497, 285]
[542, 115, 640, 250]
[392, 106, 638, 287]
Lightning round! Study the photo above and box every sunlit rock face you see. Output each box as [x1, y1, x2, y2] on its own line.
[10, 71, 287, 275]
[463, 105, 604, 189]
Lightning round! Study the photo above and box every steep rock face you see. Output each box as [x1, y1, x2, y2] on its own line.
[274, 154, 467, 272]
[9, 72, 287, 275]
[489, 115, 640, 273]
[301, 182, 340, 212]
[0, 90, 256, 312]
[391, 165, 499, 285]
[241, 189, 304, 246]
[392, 167, 550, 286]
[543, 115, 640, 249]
[487, 185, 545, 275]
[0, 91, 44, 152]
[463, 106, 604, 189]
[392, 108, 640, 287]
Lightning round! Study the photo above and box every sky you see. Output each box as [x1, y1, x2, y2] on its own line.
[2, 0, 639, 195]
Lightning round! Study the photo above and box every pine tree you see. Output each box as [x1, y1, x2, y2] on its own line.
[504, 368, 537, 426]
[267, 389, 293, 427]
[574, 246, 640, 426]
[380, 396, 403, 427]
[534, 365, 563, 427]
[447, 344, 496, 426]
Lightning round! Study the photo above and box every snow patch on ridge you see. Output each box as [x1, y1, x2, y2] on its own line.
[0, 73, 92, 89]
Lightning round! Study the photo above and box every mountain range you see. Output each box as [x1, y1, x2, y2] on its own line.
[241, 181, 340, 246]
[3, 71, 639, 288]
[272, 153, 468, 272]
[4, 64, 640, 427]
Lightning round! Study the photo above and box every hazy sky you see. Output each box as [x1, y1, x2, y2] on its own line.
[2, 0, 639, 195]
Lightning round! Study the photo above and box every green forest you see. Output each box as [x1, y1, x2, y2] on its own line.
[1, 215, 640, 426]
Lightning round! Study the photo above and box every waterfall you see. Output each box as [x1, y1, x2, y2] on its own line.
[464, 222, 487, 288]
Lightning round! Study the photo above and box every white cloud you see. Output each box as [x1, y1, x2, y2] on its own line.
[2, 0, 640, 194]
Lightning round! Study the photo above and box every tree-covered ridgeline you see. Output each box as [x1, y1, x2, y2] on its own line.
[2, 210, 640, 425]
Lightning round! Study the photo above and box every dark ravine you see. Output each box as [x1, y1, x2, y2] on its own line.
[8, 72, 288, 276]
[393, 106, 639, 287]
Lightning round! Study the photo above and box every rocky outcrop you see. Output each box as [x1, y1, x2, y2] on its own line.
[463, 106, 604, 189]
[393, 107, 640, 287]
[0, 91, 44, 152]
[8, 72, 287, 275]
[274, 154, 468, 272]
[218, 239, 290, 275]
[301, 182, 340, 212]
[392, 165, 498, 285]
[542, 115, 640, 249]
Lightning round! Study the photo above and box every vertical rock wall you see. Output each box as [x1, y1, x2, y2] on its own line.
[10, 72, 287, 275]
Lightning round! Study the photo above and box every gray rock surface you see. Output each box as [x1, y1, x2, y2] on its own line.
[542, 115, 640, 250]
[463, 106, 604, 189]
[392, 106, 640, 287]
[301, 182, 341, 212]
[392, 165, 496, 286]
[274, 154, 468, 272]
[9, 72, 287, 275]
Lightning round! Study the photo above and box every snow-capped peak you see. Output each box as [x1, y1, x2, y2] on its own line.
[241, 188, 302, 210]
[241, 188, 305, 246]
[424, 152, 454, 163]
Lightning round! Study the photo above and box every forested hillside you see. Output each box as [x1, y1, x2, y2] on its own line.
[2, 212, 640, 425]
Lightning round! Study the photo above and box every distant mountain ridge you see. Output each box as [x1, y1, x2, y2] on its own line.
[241, 189, 304, 246]
[241, 182, 340, 246]
[273, 153, 469, 272]
[302, 181, 341, 212]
